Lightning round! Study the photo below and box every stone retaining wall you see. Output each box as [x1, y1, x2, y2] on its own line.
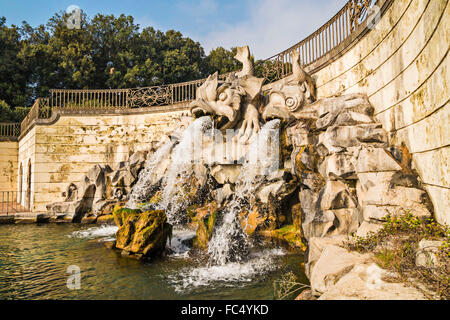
[312, 0, 449, 225]
[0, 140, 18, 192]
[18, 107, 191, 212]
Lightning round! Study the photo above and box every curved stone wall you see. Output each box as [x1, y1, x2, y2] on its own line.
[309, 0, 449, 225]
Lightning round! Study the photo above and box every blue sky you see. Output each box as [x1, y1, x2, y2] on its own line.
[0, 0, 348, 59]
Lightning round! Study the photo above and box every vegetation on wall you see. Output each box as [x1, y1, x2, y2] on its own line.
[0, 12, 252, 122]
[346, 212, 450, 300]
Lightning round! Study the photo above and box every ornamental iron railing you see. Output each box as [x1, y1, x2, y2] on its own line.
[0, 191, 29, 215]
[0, 122, 20, 137]
[260, 0, 378, 81]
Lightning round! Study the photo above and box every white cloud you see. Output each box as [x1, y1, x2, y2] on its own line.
[196, 0, 348, 59]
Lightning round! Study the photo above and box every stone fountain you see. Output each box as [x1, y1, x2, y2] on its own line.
[46, 45, 434, 274]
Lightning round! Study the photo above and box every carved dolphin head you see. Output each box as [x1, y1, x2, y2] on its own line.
[262, 49, 315, 121]
[190, 72, 245, 129]
[262, 84, 310, 121]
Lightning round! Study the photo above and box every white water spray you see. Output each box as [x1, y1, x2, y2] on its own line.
[207, 120, 280, 266]
[156, 116, 213, 224]
[127, 139, 176, 208]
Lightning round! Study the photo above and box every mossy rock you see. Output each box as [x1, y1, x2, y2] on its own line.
[192, 203, 218, 250]
[259, 224, 306, 251]
[239, 207, 267, 236]
[112, 205, 142, 227]
[97, 214, 114, 224]
[115, 214, 140, 249]
[129, 210, 172, 256]
[114, 209, 172, 259]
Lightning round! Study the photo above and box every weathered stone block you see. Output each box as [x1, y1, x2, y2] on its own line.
[327, 208, 359, 236]
[310, 245, 370, 294]
[305, 235, 349, 278]
[318, 263, 426, 300]
[302, 210, 335, 241]
[318, 180, 357, 211]
[334, 111, 373, 126]
[356, 221, 383, 237]
[357, 172, 429, 209]
[362, 204, 431, 222]
[357, 146, 402, 173]
[319, 153, 357, 180]
[317, 124, 388, 156]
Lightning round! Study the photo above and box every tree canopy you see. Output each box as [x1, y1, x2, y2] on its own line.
[0, 11, 252, 122]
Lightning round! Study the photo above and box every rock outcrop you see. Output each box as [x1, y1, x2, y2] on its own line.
[46, 151, 147, 222]
[43, 44, 438, 299]
[113, 206, 172, 259]
[281, 93, 433, 245]
[278, 93, 435, 300]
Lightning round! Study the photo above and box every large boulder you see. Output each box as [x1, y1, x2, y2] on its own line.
[317, 124, 387, 156]
[356, 146, 402, 173]
[357, 171, 432, 221]
[310, 245, 370, 294]
[317, 180, 357, 211]
[114, 208, 172, 259]
[304, 236, 349, 278]
[318, 263, 426, 300]
[112, 206, 142, 227]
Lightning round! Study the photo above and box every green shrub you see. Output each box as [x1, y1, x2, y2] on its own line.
[346, 212, 450, 299]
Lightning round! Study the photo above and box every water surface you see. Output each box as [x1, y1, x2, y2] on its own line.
[0, 223, 307, 300]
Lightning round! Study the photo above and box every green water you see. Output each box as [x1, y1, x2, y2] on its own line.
[0, 223, 308, 300]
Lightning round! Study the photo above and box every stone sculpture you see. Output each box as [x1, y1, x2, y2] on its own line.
[190, 46, 318, 142]
[262, 50, 316, 121]
[189, 46, 265, 142]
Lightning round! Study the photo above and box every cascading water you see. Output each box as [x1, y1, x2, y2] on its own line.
[167, 120, 283, 291]
[207, 119, 281, 266]
[156, 116, 213, 224]
[127, 139, 176, 208]
[127, 116, 213, 224]
[120, 117, 286, 290]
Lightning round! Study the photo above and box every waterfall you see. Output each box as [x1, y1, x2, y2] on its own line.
[127, 116, 213, 224]
[127, 117, 281, 266]
[127, 139, 176, 208]
[207, 120, 280, 266]
[156, 116, 213, 224]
